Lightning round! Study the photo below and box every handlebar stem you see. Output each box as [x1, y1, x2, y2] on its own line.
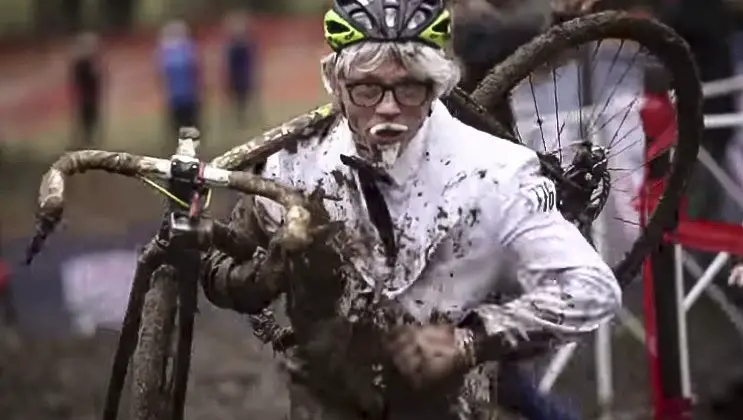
[168, 129, 209, 233]
[175, 128, 201, 158]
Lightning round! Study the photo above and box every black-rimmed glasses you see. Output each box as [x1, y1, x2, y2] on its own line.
[345, 81, 432, 107]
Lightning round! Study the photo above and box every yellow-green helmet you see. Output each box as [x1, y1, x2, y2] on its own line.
[324, 0, 451, 52]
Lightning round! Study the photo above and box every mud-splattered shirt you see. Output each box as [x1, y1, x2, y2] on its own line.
[253, 100, 621, 346]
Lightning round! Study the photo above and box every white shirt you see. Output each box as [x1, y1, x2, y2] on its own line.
[255, 100, 621, 342]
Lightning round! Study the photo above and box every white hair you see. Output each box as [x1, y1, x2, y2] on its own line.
[320, 41, 462, 99]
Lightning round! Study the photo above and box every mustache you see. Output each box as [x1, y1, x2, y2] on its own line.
[369, 123, 409, 136]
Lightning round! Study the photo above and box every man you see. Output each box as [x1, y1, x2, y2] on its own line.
[69, 32, 104, 149]
[223, 12, 258, 127]
[157, 20, 202, 135]
[201, 1, 621, 418]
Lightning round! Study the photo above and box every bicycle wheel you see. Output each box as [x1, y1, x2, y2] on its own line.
[131, 265, 179, 420]
[470, 11, 702, 286]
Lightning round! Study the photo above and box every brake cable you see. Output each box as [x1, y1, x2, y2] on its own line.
[137, 175, 213, 210]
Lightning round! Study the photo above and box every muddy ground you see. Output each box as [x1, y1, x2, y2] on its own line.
[0, 303, 290, 420]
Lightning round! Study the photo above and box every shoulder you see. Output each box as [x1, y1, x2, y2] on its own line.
[429, 102, 560, 220]
[429, 101, 543, 189]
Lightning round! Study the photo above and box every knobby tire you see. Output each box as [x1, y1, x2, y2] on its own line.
[131, 266, 178, 420]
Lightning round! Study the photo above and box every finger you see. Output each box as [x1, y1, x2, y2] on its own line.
[395, 349, 425, 385]
[430, 347, 462, 374]
[399, 342, 425, 369]
[421, 355, 449, 380]
[420, 325, 454, 346]
[408, 356, 431, 390]
[384, 326, 412, 351]
[389, 332, 423, 366]
[415, 345, 460, 380]
[412, 359, 457, 389]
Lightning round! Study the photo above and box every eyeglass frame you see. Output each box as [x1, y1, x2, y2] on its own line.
[343, 80, 434, 108]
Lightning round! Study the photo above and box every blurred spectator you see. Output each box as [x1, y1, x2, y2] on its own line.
[69, 32, 104, 149]
[448, 0, 553, 131]
[450, 0, 552, 92]
[448, 0, 598, 130]
[223, 12, 259, 127]
[157, 20, 203, 136]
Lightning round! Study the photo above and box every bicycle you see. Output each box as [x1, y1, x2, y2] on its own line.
[23, 10, 701, 420]
[24, 126, 337, 420]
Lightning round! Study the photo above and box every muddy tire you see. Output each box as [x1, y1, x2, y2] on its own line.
[130, 265, 178, 420]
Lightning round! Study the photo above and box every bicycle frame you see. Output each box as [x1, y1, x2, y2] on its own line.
[24, 127, 320, 420]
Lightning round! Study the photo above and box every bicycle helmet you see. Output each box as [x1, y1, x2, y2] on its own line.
[324, 0, 451, 52]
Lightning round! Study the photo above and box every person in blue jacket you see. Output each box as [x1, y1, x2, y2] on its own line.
[157, 20, 203, 136]
[224, 13, 259, 127]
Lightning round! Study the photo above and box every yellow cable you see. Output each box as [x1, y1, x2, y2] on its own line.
[204, 188, 212, 209]
[138, 176, 211, 211]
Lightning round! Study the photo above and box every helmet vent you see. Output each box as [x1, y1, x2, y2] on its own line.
[351, 11, 374, 30]
[408, 11, 427, 30]
[385, 8, 398, 28]
[326, 20, 350, 34]
[431, 17, 450, 33]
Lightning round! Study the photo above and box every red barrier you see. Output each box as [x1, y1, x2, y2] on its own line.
[638, 77, 743, 419]
[667, 221, 743, 256]
[640, 92, 677, 161]
[634, 180, 743, 255]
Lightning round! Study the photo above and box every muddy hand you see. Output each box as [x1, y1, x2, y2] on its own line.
[276, 186, 343, 251]
[384, 324, 477, 389]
